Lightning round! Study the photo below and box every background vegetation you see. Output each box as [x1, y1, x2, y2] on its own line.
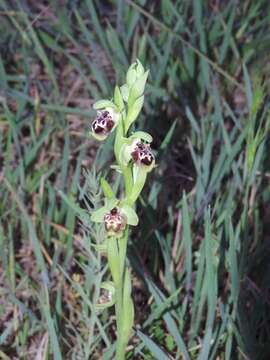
[1, 0, 270, 359]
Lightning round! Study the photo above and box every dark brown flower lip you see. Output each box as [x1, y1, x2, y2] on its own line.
[131, 141, 154, 166]
[92, 110, 115, 135]
[104, 207, 127, 234]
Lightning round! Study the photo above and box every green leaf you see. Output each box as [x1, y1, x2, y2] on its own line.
[121, 205, 139, 226]
[137, 330, 171, 360]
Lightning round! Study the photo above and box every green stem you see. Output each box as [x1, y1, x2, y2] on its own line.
[114, 231, 129, 359]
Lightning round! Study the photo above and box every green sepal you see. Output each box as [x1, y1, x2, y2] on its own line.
[90, 206, 108, 223]
[91, 198, 118, 222]
[121, 204, 139, 226]
[114, 86, 124, 111]
[93, 99, 116, 110]
[130, 131, 153, 143]
[100, 177, 115, 199]
[105, 197, 119, 209]
[126, 95, 144, 129]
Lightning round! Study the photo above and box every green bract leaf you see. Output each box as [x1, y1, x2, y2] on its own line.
[126, 95, 144, 129]
[131, 131, 153, 143]
[114, 86, 124, 110]
[121, 205, 139, 226]
[100, 177, 115, 199]
[93, 99, 116, 110]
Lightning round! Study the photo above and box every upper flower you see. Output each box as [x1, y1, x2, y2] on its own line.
[91, 107, 120, 141]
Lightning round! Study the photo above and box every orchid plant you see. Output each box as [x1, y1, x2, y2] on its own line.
[90, 60, 155, 359]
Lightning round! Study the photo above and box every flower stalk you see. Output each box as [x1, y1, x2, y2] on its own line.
[90, 60, 155, 359]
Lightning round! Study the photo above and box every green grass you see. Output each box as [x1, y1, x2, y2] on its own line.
[0, 0, 270, 358]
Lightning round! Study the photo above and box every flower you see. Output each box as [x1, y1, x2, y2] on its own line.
[91, 107, 119, 141]
[104, 207, 127, 236]
[119, 131, 155, 172]
[131, 140, 154, 167]
[91, 198, 139, 238]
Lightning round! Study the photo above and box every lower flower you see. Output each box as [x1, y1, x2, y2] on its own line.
[104, 207, 127, 237]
